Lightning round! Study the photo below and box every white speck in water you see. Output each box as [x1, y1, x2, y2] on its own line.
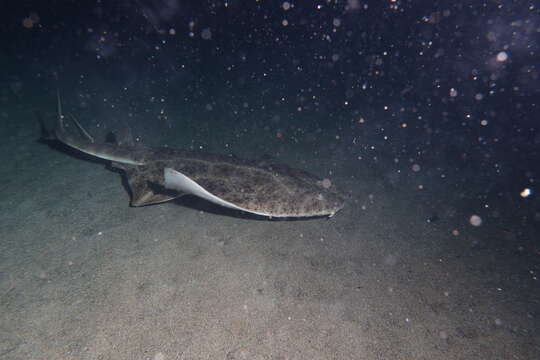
[469, 215, 482, 226]
[496, 51, 508, 62]
[520, 188, 532, 198]
[321, 178, 332, 189]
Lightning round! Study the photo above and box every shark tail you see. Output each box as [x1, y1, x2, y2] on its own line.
[42, 91, 146, 166]
[54, 91, 95, 143]
[37, 92, 95, 143]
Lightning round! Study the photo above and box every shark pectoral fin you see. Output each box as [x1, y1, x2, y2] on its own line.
[122, 165, 185, 206]
[163, 167, 268, 216]
[130, 188, 186, 207]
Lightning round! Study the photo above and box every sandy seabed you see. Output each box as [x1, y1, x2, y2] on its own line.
[0, 112, 538, 360]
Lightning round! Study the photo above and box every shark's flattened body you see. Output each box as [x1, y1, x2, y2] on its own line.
[44, 96, 345, 218]
[118, 148, 344, 218]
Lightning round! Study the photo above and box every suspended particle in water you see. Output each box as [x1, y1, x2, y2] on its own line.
[469, 214, 482, 226]
[520, 188, 532, 198]
[496, 51, 508, 62]
[320, 178, 332, 189]
[201, 28, 212, 40]
[22, 17, 34, 28]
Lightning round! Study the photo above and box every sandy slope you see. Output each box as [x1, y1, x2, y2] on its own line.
[0, 118, 538, 360]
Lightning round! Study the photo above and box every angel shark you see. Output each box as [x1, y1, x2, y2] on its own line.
[42, 95, 345, 218]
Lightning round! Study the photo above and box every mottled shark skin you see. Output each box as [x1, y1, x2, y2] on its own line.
[45, 97, 345, 218]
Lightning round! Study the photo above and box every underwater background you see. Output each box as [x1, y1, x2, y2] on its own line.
[0, 1, 539, 359]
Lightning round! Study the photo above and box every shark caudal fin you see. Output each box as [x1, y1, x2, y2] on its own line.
[54, 91, 95, 143]
[37, 91, 94, 143]
[43, 91, 146, 166]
